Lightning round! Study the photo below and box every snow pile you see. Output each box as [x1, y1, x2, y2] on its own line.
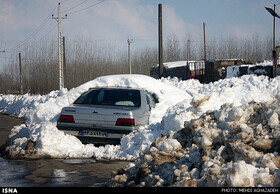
[1, 75, 280, 160]
[158, 75, 276, 133]
[1, 74, 280, 186]
[0, 90, 67, 118]
[1, 74, 191, 159]
[111, 101, 280, 187]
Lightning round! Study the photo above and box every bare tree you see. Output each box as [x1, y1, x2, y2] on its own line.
[165, 34, 181, 62]
[0, 33, 275, 94]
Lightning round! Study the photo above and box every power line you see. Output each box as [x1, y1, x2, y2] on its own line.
[61, 0, 88, 14]
[9, 16, 51, 51]
[67, 0, 105, 15]
[4, 24, 58, 55]
[8, 0, 105, 53]
[34, 23, 58, 44]
[8, 6, 57, 52]
[60, 0, 72, 4]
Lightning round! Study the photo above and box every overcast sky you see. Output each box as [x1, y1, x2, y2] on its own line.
[0, 0, 279, 68]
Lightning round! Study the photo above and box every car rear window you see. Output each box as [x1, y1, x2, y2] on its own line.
[74, 88, 141, 107]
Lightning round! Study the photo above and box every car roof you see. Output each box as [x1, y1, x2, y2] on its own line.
[88, 87, 143, 91]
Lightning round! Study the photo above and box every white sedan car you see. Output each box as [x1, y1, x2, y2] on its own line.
[57, 87, 158, 145]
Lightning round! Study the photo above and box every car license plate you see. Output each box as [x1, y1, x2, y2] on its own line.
[79, 130, 107, 137]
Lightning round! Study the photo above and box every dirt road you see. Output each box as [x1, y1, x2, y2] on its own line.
[0, 113, 129, 187]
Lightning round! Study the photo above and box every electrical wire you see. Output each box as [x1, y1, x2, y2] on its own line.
[67, 0, 105, 15]
[276, 5, 280, 16]
[61, 0, 88, 14]
[8, 5, 57, 52]
[60, 0, 72, 4]
[7, 0, 105, 52]
[34, 23, 58, 45]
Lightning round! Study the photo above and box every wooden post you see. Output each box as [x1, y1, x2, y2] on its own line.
[19, 53, 23, 94]
[158, 4, 163, 78]
[203, 22, 207, 62]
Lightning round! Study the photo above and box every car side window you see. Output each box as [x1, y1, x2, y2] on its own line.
[97, 89, 105, 103]
[145, 91, 158, 109]
[146, 95, 151, 110]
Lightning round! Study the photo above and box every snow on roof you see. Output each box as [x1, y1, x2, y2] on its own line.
[255, 60, 273, 66]
[214, 58, 244, 62]
[163, 61, 188, 69]
[160, 60, 205, 69]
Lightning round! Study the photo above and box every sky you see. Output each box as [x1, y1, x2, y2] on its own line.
[0, 0, 279, 70]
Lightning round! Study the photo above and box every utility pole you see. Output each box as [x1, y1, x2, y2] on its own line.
[63, 36, 66, 88]
[186, 39, 190, 79]
[265, 5, 280, 77]
[158, 4, 163, 78]
[52, 3, 67, 90]
[273, 4, 277, 77]
[19, 53, 23, 95]
[187, 40, 191, 62]
[203, 22, 207, 62]
[127, 39, 133, 74]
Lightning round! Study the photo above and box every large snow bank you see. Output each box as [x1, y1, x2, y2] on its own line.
[111, 101, 280, 187]
[1, 74, 280, 186]
[1, 75, 279, 160]
[0, 74, 191, 159]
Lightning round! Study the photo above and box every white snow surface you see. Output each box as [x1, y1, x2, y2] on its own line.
[0, 74, 279, 161]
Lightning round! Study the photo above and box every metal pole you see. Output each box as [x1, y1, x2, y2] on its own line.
[273, 4, 277, 77]
[274, 4, 276, 50]
[52, 4, 67, 89]
[158, 4, 163, 78]
[264, 6, 280, 77]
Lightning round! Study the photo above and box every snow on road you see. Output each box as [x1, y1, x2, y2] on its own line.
[1, 74, 280, 186]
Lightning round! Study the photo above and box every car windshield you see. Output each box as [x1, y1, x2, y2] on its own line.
[74, 88, 141, 107]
